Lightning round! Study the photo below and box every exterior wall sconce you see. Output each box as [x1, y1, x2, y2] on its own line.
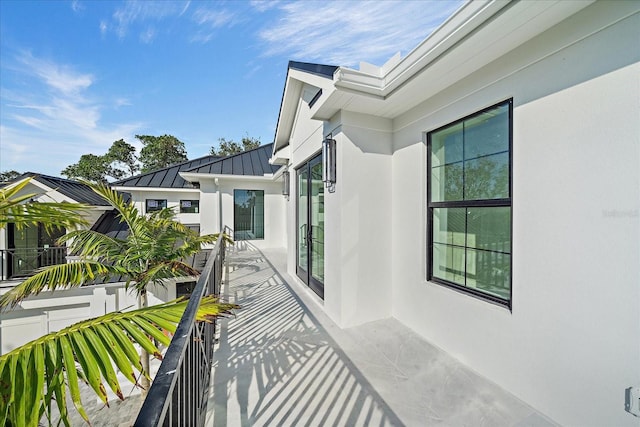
[323, 135, 336, 193]
[282, 169, 290, 199]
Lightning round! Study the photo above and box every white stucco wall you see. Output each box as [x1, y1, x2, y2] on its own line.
[390, 4, 639, 426]
[216, 178, 286, 249]
[124, 188, 202, 226]
[326, 112, 394, 327]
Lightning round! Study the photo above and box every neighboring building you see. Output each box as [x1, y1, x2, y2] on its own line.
[271, 1, 639, 426]
[1, 145, 286, 353]
[0, 173, 112, 280]
[111, 144, 286, 248]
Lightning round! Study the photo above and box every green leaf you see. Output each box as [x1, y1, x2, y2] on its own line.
[83, 328, 123, 400]
[0, 356, 12, 426]
[60, 335, 90, 423]
[118, 319, 162, 360]
[93, 324, 137, 385]
[105, 322, 143, 373]
[44, 340, 70, 427]
[70, 330, 108, 405]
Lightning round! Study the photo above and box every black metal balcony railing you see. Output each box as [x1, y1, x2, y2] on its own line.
[0, 247, 67, 281]
[134, 231, 227, 426]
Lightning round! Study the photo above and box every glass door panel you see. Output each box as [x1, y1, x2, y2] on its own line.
[296, 154, 324, 299]
[297, 167, 308, 278]
[310, 159, 324, 283]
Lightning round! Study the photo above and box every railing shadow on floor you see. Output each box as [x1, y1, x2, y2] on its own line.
[209, 242, 405, 427]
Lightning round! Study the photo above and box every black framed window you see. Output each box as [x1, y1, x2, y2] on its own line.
[233, 190, 264, 240]
[179, 199, 199, 213]
[145, 199, 167, 213]
[427, 99, 512, 305]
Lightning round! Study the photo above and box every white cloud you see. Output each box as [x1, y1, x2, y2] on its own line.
[108, 1, 189, 40]
[256, 0, 463, 66]
[0, 53, 142, 175]
[17, 52, 93, 95]
[192, 9, 236, 28]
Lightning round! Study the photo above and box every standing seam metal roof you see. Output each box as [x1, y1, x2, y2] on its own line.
[10, 173, 111, 206]
[186, 144, 280, 176]
[111, 145, 280, 189]
[111, 155, 221, 189]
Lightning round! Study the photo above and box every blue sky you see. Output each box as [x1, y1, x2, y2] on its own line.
[0, 0, 462, 177]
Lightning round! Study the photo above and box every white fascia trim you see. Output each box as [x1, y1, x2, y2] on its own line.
[333, 0, 508, 97]
[27, 179, 57, 194]
[274, 69, 337, 153]
[179, 172, 279, 183]
[270, 145, 291, 166]
[27, 179, 80, 204]
[111, 186, 200, 193]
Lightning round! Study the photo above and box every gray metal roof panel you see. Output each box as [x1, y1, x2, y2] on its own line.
[186, 144, 280, 177]
[10, 173, 111, 206]
[112, 155, 220, 188]
[288, 61, 339, 79]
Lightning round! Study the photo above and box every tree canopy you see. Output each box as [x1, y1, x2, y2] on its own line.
[61, 154, 111, 183]
[210, 135, 261, 156]
[138, 134, 188, 172]
[61, 139, 140, 183]
[0, 170, 21, 183]
[107, 138, 140, 179]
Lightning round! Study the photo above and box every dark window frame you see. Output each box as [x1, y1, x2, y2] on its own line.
[179, 199, 200, 214]
[145, 199, 167, 213]
[427, 99, 513, 308]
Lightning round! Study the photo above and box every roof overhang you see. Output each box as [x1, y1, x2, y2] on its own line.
[272, 68, 337, 159]
[179, 172, 279, 184]
[312, 0, 595, 120]
[110, 186, 200, 193]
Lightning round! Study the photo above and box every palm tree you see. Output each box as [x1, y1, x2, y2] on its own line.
[1, 183, 230, 391]
[0, 179, 238, 425]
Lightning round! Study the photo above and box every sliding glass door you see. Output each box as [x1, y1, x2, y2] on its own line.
[297, 154, 324, 298]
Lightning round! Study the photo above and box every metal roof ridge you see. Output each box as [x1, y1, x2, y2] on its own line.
[184, 143, 274, 173]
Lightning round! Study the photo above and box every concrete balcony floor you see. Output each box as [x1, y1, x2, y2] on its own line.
[207, 245, 556, 427]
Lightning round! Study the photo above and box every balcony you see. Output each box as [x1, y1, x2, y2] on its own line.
[0, 247, 67, 282]
[202, 245, 554, 426]
[12, 242, 554, 425]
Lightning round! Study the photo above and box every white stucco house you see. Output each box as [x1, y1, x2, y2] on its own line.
[271, 1, 639, 426]
[0, 144, 288, 350]
[110, 144, 286, 249]
[1, 0, 638, 424]
[0, 173, 113, 281]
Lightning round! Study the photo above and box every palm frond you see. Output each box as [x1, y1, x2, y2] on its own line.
[0, 262, 121, 309]
[0, 178, 89, 232]
[60, 229, 125, 260]
[0, 296, 239, 427]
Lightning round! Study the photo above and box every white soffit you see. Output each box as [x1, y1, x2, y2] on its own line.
[314, 0, 594, 120]
[179, 172, 277, 183]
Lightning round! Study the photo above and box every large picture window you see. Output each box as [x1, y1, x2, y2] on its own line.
[428, 99, 512, 305]
[234, 190, 264, 240]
